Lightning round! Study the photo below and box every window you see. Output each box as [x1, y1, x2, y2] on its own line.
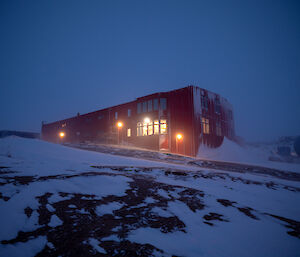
[137, 122, 143, 136]
[115, 112, 118, 119]
[148, 100, 152, 112]
[160, 98, 167, 110]
[143, 122, 148, 136]
[216, 121, 222, 136]
[160, 119, 167, 134]
[62, 123, 66, 128]
[153, 99, 158, 111]
[98, 115, 104, 120]
[137, 103, 142, 114]
[228, 110, 233, 120]
[201, 95, 208, 110]
[215, 98, 221, 114]
[154, 120, 159, 134]
[202, 118, 210, 134]
[128, 109, 131, 117]
[143, 101, 147, 112]
[127, 128, 131, 137]
[148, 122, 153, 135]
[137, 119, 167, 136]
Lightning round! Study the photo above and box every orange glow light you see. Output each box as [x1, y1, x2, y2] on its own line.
[176, 133, 183, 140]
[117, 122, 123, 128]
[59, 132, 65, 138]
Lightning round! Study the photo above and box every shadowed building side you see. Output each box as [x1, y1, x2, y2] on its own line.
[41, 85, 235, 157]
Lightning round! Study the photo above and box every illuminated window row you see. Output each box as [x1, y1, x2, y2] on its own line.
[137, 120, 167, 136]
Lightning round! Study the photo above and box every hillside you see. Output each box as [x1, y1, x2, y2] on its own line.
[0, 137, 299, 257]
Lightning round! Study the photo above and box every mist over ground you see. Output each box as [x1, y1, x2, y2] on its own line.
[0, 0, 299, 141]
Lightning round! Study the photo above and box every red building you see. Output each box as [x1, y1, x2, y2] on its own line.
[41, 85, 235, 157]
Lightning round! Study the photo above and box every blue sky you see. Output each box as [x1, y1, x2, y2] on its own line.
[0, 0, 299, 141]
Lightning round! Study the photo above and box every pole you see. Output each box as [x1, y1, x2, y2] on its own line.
[118, 128, 120, 145]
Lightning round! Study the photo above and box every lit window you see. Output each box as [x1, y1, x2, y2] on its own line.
[148, 100, 152, 112]
[148, 122, 153, 135]
[128, 109, 131, 117]
[137, 103, 142, 114]
[160, 98, 167, 110]
[154, 120, 159, 134]
[216, 121, 222, 136]
[143, 122, 148, 136]
[153, 99, 158, 111]
[115, 112, 118, 119]
[127, 128, 131, 137]
[202, 118, 210, 134]
[160, 119, 167, 134]
[137, 122, 142, 136]
[143, 102, 147, 112]
[62, 123, 66, 128]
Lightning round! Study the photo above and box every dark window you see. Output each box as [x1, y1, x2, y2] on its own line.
[160, 98, 167, 110]
[153, 99, 158, 111]
[148, 100, 152, 112]
[216, 121, 222, 136]
[128, 109, 131, 117]
[115, 112, 118, 119]
[201, 95, 208, 110]
[215, 98, 221, 114]
[137, 103, 142, 114]
[143, 101, 147, 112]
[228, 110, 233, 120]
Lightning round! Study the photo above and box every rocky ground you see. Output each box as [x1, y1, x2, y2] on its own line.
[0, 137, 300, 256]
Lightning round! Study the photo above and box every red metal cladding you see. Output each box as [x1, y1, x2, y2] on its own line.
[41, 85, 235, 157]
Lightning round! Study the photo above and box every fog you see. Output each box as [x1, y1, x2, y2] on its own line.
[0, 0, 299, 142]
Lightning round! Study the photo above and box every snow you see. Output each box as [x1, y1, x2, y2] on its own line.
[151, 207, 173, 217]
[48, 215, 63, 227]
[128, 201, 299, 257]
[0, 236, 47, 257]
[197, 137, 300, 173]
[0, 136, 299, 257]
[95, 202, 123, 216]
[0, 175, 132, 241]
[88, 238, 106, 254]
[0, 137, 179, 176]
[46, 204, 55, 212]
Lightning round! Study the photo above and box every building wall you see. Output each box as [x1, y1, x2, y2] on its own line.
[41, 86, 235, 157]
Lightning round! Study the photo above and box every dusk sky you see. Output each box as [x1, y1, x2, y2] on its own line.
[0, 0, 299, 141]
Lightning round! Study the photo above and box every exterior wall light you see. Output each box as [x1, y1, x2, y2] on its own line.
[176, 133, 183, 140]
[116, 122, 123, 145]
[144, 117, 150, 124]
[59, 132, 65, 138]
[176, 133, 183, 154]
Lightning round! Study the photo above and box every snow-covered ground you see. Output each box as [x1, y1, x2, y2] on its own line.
[0, 137, 299, 257]
[198, 137, 300, 173]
